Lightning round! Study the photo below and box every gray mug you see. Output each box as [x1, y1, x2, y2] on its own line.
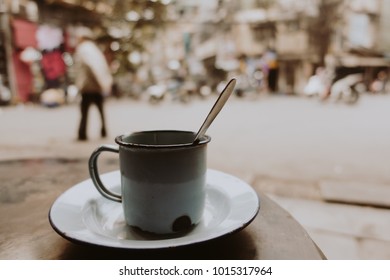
[89, 130, 211, 235]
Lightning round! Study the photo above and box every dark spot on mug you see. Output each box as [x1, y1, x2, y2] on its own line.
[172, 215, 192, 232]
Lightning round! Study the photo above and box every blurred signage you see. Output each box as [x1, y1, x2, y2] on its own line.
[12, 19, 37, 49]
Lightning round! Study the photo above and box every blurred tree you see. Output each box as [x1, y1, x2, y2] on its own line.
[98, 0, 170, 73]
[309, 0, 341, 66]
[40, 0, 169, 73]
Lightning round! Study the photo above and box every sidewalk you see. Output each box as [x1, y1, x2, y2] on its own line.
[1, 96, 390, 259]
[250, 175, 390, 259]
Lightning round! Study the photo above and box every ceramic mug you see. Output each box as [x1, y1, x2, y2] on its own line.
[88, 130, 211, 235]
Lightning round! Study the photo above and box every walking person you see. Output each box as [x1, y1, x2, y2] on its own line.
[74, 27, 113, 141]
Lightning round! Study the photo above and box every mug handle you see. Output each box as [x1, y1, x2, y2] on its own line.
[88, 145, 122, 203]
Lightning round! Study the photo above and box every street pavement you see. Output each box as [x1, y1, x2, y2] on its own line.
[1, 93, 390, 259]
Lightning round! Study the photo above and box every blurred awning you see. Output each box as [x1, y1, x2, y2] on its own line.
[337, 54, 390, 67]
[234, 9, 267, 23]
[12, 19, 38, 49]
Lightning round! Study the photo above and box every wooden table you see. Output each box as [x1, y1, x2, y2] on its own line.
[0, 158, 326, 260]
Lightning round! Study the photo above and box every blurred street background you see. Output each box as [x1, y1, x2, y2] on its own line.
[1, 0, 390, 259]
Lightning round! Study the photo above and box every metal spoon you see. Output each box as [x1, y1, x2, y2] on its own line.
[193, 78, 237, 143]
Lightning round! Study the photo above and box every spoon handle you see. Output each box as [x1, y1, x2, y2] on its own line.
[194, 78, 237, 143]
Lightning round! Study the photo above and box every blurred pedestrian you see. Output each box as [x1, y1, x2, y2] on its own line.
[370, 70, 388, 94]
[303, 67, 329, 98]
[74, 27, 113, 141]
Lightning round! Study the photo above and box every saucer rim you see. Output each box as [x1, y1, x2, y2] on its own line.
[49, 169, 260, 249]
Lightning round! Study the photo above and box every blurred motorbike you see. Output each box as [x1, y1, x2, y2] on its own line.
[327, 73, 364, 104]
[147, 78, 210, 104]
[0, 75, 11, 106]
[147, 83, 167, 104]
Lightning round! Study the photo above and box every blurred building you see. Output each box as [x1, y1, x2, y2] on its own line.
[326, 0, 390, 84]
[212, 0, 390, 94]
[173, 0, 390, 94]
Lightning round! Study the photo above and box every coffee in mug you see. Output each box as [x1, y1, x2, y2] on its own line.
[89, 130, 211, 235]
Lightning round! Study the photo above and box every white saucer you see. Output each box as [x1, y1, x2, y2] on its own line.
[49, 169, 260, 249]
